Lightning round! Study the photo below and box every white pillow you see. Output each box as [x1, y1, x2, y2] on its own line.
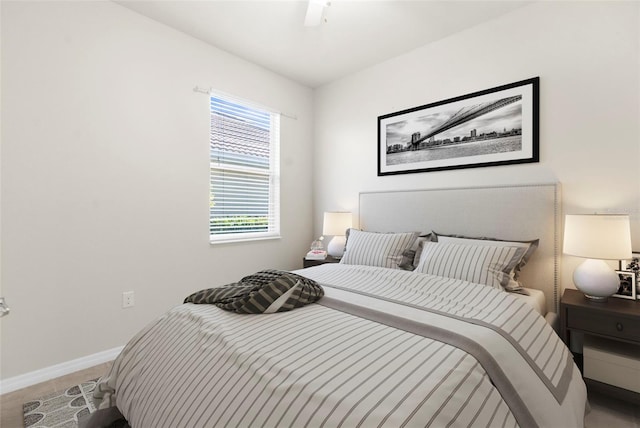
[432, 232, 538, 273]
[415, 242, 527, 290]
[340, 230, 418, 269]
[434, 235, 537, 292]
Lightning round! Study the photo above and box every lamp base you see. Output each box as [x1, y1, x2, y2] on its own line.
[573, 258, 619, 301]
[327, 236, 346, 258]
[583, 294, 610, 302]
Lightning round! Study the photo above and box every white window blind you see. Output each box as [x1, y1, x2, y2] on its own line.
[209, 94, 280, 243]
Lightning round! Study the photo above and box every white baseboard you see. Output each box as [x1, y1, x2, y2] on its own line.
[0, 346, 124, 395]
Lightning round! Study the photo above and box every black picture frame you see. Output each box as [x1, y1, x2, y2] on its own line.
[378, 77, 539, 176]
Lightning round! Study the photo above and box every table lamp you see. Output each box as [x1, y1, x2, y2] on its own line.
[323, 212, 352, 258]
[563, 214, 632, 301]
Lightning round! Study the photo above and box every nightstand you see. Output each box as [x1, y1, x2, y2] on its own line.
[560, 288, 640, 404]
[303, 256, 341, 268]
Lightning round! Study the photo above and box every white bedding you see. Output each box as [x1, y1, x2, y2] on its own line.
[94, 264, 586, 427]
[515, 287, 547, 316]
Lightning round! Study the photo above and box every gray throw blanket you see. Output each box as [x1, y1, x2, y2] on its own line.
[184, 269, 324, 314]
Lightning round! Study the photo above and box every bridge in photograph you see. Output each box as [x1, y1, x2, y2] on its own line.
[410, 95, 522, 148]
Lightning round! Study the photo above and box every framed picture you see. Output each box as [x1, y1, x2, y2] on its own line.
[378, 77, 539, 176]
[612, 271, 636, 300]
[620, 251, 639, 299]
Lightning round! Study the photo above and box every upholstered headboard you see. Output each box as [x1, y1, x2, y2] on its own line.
[359, 183, 562, 312]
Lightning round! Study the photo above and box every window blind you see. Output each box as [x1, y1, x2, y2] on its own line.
[209, 94, 280, 243]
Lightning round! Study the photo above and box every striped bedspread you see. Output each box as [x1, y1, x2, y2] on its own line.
[95, 264, 587, 428]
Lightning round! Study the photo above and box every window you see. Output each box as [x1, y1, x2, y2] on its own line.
[209, 94, 280, 243]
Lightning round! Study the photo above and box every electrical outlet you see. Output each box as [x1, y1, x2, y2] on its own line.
[122, 291, 135, 308]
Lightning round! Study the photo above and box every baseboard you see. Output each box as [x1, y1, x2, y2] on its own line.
[0, 345, 124, 395]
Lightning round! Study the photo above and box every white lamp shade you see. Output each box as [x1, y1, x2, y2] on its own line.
[563, 214, 632, 260]
[323, 212, 352, 237]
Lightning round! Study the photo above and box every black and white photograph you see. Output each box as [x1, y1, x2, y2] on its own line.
[378, 77, 539, 176]
[613, 270, 636, 300]
[621, 251, 640, 299]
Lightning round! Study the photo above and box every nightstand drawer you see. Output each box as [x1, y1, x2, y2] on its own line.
[567, 307, 640, 343]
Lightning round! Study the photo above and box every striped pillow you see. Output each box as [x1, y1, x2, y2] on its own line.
[415, 242, 527, 290]
[340, 230, 418, 269]
[431, 231, 539, 280]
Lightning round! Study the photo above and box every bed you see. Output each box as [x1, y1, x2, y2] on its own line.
[90, 183, 588, 427]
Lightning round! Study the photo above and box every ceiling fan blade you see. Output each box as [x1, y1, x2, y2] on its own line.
[304, 0, 329, 27]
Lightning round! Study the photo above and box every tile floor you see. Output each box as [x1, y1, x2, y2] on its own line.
[1, 363, 638, 427]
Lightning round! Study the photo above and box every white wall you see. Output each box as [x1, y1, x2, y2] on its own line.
[1, 1, 314, 380]
[313, 1, 640, 290]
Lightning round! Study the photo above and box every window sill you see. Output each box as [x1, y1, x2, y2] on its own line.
[209, 234, 281, 245]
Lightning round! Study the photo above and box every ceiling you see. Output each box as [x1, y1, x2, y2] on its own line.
[116, 1, 531, 88]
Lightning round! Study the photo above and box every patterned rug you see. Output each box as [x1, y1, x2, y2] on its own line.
[23, 379, 98, 428]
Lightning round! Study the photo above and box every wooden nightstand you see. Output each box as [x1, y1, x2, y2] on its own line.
[560, 288, 640, 404]
[303, 256, 341, 268]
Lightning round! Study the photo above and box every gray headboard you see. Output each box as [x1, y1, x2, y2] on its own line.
[359, 183, 562, 312]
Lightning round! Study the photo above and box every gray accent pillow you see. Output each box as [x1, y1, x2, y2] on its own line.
[398, 249, 417, 271]
[398, 233, 432, 270]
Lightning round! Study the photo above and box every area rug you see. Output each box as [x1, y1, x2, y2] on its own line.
[23, 379, 98, 428]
